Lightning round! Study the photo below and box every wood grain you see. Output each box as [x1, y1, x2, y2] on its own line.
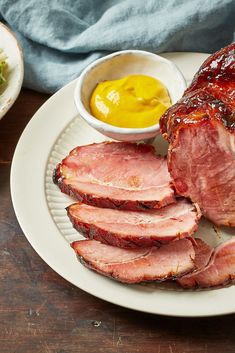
[0, 89, 235, 353]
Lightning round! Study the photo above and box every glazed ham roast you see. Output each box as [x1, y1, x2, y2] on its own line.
[71, 238, 196, 283]
[160, 43, 235, 226]
[53, 142, 175, 211]
[67, 199, 201, 248]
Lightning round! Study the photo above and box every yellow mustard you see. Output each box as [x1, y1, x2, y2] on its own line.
[90, 74, 171, 128]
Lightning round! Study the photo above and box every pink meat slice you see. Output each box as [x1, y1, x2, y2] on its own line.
[178, 237, 235, 288]
[191, 238, 214, 270]
[71, 238, 196, 284]
[53, 142, 175, 211]
[67, 199, 201, 248]
[177, 238, 213, 287]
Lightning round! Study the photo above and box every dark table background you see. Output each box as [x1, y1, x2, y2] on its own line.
[0, 89, 235, 353]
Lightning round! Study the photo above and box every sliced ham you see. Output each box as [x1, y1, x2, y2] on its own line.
[53, 142, 175, 211]
[71, 238, 196, 284]
[67, 199, 201, 248]
[190, 238, 214, 271]
[178, 237, 235, 289]
[177, 238, 213, 287]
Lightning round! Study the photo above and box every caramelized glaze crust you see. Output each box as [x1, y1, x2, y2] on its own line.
[160, 43, 235, 138]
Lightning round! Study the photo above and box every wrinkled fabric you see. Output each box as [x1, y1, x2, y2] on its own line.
[0, 0, 234, 93]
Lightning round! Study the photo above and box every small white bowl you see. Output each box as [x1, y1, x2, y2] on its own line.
[74, 50, 186, 141]
[0, 22, 24, 120]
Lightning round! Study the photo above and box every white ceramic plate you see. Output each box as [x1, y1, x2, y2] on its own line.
[0, 22, 24, 120]
[11, 52, 235, 317]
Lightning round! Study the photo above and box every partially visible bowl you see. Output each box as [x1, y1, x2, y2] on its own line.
[0, 22, 24, 120]
[74, 50, 186, 141]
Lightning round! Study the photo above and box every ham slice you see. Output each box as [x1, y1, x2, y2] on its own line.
[178, 237, 235, 288]
[53, 142, 175, 211]
[71, 238, 196, 283]
[190, 238, 214, 271]
[67, 199, 201, 248]
[177, 238, 213, 287]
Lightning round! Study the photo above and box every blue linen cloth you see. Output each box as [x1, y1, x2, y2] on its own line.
[0, 0, 234, 93]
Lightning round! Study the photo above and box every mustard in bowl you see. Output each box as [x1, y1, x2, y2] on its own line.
[90, 74, 171, 129]
[74, 50, 186, 141]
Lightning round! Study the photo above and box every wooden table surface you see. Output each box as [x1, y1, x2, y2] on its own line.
[1, 89, 235, 353]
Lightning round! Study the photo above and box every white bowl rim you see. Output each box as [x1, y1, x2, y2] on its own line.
[74, 49, 186, 135]
[0, 21, 24, 120]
